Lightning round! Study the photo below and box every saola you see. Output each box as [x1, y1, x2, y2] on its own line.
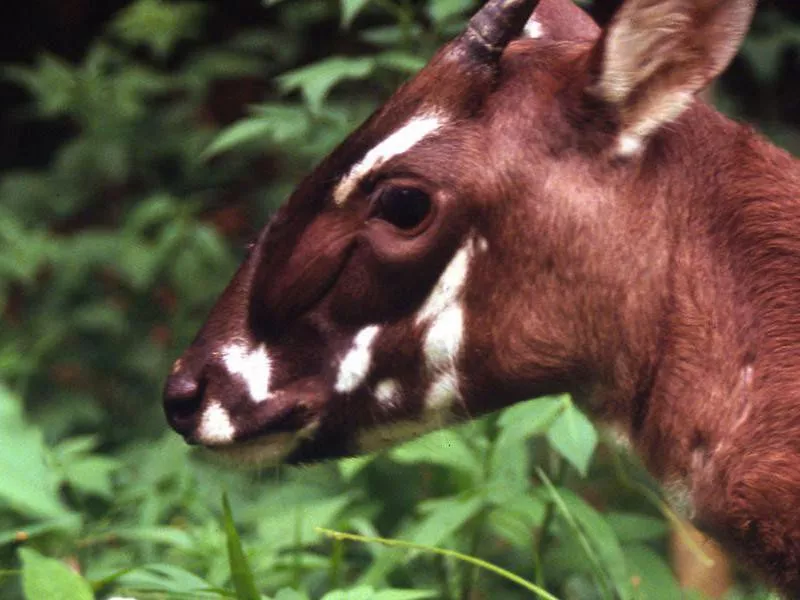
[164, 0, 800, 593]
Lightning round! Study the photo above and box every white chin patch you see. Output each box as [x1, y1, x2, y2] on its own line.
[358, 419, 448, 455]
[335, 325, 381, 393]
[210, 432, 296, 468]
[222, 342, 271, 402]
[198, 401, 236, 444]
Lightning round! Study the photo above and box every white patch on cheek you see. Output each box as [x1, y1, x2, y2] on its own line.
[523, 18, 544, 39]
[334, 115, 445, 206]
[335, 325, 381, 393]
[424, 306, 464, 370]
[415, 239, 476, 413]
[425, 373, 460, 412]
[375, 379, 401, 409]
[416, 240, 473, 325]
[198, 401, 236, 444]
[222, 342, 271, 402]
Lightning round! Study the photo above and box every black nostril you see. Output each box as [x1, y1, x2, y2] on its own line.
[163, 371, 203, 437]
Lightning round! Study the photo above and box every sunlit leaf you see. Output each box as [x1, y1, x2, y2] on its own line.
[546, 400, 598, 476]
[624, 544, 681, 599]
[19, 548, 94, 600]
[0, 385, 72, 519]
[390, 427, 483, 480]
[340, 0, 373, 29]
[278, 57, 375, 113]
[405, 494, 484, 549]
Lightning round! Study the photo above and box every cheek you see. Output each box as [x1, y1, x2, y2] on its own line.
[327, 243, 439, 324]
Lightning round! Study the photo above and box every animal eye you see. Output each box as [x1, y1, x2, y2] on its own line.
[372, 186, 432, 231]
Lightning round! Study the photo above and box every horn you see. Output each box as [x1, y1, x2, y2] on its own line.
[461, 0, 542, 59]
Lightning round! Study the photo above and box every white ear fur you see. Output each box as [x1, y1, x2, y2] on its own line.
[592, 0, 756, 155]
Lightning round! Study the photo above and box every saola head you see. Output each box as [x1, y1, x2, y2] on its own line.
[164, 0, 755, 466]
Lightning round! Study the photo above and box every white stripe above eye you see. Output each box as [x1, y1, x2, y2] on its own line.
[333, 114, 445, 206]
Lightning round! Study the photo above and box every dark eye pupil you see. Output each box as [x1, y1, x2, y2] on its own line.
[377, 187, 431, 230]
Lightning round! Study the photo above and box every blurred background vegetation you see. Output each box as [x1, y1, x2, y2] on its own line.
[0, 0, 798, 598]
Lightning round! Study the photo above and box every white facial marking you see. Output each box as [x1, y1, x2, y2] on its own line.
[416, 239, 473, 325]
[617, 134, 643, 157]
[374, 379, 401, 408]
[335, 325, 381, 393]
[523, 17, 544, 39]
[424, 306, 464, 370]
[198, 401, 236, 445]
[424, 373, 460, 412]
[222, 342, 271, 402]
[333, 115, 445, 206]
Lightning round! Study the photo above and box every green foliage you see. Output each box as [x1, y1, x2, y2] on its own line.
[1, 0, 795, 598]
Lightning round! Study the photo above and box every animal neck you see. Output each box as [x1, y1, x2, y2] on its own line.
[622, 105, 800, 482]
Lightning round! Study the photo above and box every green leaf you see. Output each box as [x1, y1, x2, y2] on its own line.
[390, 427, 483, 481]
[204, 105, 311, 158]
[496, 395, 565, 443]
[340, 0, 373, 29]
[426, 0, 473, 25]
[222, 493, 260, 600]
[19, 547, 93, 600]
[375, 51, 427, 74]
[61, 455, 120, 499]
[117, 563, 218, 596]
[624, 544, 681, 599]
[605, 512, 668, 543]
[275, 589, 311, 600]
[405, 494, 484, 549]
[545, 482, 633, 600]
[0, 385, 72, 519]
[111, 0, 207, 59]
[546, 400, 598, 476]
[278, 57, 375, 113]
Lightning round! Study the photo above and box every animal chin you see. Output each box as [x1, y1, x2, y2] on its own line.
[206, 418, 322, 469]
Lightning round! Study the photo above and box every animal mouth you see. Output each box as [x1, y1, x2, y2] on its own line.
[197, 378, 331, 467]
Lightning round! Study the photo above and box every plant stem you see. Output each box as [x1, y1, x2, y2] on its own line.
[316, 528, 562, 600]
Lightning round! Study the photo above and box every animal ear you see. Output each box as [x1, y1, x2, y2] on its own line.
[589, 0, 756, 155]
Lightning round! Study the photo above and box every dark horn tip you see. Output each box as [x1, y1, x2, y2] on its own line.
[461, 0, 542, 59]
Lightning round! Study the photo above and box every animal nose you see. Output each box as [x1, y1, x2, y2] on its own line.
[163, 365, 203, 441]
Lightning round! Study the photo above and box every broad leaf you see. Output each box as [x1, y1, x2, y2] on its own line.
[278, 57, 375, 113]
[19, 547, 94, 600]
[546, 400, 598, 476]
[0, 385, 72, 519]
[390, 428, 483, 481]
[405, 494, 484, 548]
[624, 544, 681, 599]
[340, 0, 372, 29]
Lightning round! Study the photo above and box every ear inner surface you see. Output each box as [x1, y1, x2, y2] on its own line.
[590, 0, 756, 154]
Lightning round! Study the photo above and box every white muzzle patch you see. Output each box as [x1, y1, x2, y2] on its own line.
[222, 342, 271, 402]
